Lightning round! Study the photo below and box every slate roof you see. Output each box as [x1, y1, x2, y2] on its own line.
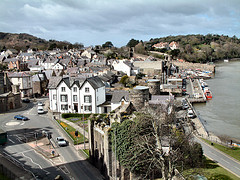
[111, 90, 129, 103]
[85, 76, 104, 89]
[47, 76, 63, 89]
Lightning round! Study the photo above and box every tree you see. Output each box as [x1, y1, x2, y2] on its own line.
[102, 41, 114, 49]
[127, 39, 139, 47]
[119, 75, 129, 87]
[111, 103, 204, 179]
[134, 42, 147, 55]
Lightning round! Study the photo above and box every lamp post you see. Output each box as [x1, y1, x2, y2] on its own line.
[81, 105, 86, 150]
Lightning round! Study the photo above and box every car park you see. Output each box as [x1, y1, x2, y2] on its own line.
[14, 115, 28, 120]
[56, 137, 67, 147]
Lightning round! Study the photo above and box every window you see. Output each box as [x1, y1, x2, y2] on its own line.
[84, 105, 92, 111]
[53, 95, 56, 100]
[60, 95, 68, 102]
[85, 87, 89, 93]
[73, 87, 77, 92]
[61, 105, 68, 110]
[73, 95, 77, 102]
[84, 95, 92, 103]
[61, 87, 66, 92]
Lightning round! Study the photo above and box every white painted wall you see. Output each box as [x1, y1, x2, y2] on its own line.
[112, 60, 131, 76]
[80, 81, 96, 113]
[57, 81, 71, 113]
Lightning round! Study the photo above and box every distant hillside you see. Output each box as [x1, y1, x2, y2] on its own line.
[144, 34, 240, 62]
[0, 32, 78, 52]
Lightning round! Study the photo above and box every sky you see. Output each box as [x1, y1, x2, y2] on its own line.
[0, 0, 240, 47]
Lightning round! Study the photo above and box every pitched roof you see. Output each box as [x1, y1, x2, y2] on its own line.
[111, 90, 129, 103]
[47, 76, 63, 89]
[85, 76, 104, 89]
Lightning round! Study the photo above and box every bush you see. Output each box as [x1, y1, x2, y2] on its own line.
[62, 113, 93, 119]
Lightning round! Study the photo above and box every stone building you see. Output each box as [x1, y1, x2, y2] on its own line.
[0, 72, 21, 113]
[32, 72, 48, 97]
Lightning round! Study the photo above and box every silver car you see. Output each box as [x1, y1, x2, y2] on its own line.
[56, 137, 67, 147]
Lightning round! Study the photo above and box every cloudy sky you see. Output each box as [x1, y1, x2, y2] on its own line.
[0, 0, 239, 47]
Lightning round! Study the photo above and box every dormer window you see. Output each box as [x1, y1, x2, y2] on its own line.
[73, 87, 77, 92]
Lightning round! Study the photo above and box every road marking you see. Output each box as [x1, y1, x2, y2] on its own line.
[234, 166, 240, 171]
[22, 152, 50, 174]
[8, 138, 15, 143]
[15, 149, 34, 155]
[220, 158, 230, 164]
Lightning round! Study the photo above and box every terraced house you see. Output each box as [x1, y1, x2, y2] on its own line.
[48, 76, 106, 114]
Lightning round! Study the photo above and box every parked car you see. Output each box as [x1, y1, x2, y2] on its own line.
[187, 109, 196, 118]
[56, 137, 67, 147]
[38, 102, 44, 106]
[14, 115, 28, 120]
[37, 106, 44, 114]
[22, 98, 30, 103]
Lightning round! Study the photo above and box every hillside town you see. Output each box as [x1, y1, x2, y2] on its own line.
[0, 42, 221, 180]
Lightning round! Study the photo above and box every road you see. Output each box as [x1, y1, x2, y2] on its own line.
[195, 136, 240, 178]
[0, 98, 103, 180]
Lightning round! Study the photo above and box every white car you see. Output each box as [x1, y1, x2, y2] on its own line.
[37, 107, 44, 114]
[56, 137, 67, 147]
[38, 102, 44, 106]
[187, 109, 195, 118]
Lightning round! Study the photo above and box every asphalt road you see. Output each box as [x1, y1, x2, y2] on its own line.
[195, 136, 240, 178]
[0, 98, 103, 180]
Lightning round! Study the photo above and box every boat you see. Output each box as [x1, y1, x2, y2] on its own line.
[224, 59, 229, 62]
[204, 89, 212, 100]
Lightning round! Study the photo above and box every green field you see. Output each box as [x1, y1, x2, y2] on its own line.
[182, 158, 239, 180]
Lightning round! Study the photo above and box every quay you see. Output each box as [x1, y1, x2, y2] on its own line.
[187, 79, 206, 103]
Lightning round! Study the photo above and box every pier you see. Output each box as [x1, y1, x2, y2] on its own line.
[187, 79, 206, 103]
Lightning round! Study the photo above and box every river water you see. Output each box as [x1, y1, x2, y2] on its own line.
[194, 60, 240, 140]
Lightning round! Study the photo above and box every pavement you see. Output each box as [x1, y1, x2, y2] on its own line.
[27, 137, 59, 159]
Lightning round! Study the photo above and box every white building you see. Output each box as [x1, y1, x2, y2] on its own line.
[112, 60, 132, 76]
[48, 76, 106, 114]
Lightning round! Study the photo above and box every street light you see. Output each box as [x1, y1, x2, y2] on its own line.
[81, 105, 86, 150]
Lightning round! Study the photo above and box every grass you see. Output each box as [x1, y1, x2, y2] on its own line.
[82, 149, 90, 157]
[56, 120, 88, 145]
[182, 158, 240, 180]
[201, 138, 240, 162]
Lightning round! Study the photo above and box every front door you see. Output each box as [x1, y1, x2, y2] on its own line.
[74, 104, 78, 113]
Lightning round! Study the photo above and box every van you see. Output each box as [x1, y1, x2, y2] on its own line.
[38, 106, 44, 114]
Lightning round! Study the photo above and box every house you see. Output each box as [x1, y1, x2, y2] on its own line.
[39, 57, 58, 70]
[112, 60, 132, 76]
[32, 72, 49, 97]
[110, 90, 130, 110]
[169, 41, 179, 50]
[48, 76, 106, 114]
[152, 42, 169, 49]
[8, 72, 32, 97]
[52, 62, 64, 70]
[81, 48, 96, 59]
[7, 59, 28, 71]
[0, 72, 21, 113]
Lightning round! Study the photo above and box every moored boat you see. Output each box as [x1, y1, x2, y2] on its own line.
[204, 89, 212, 100]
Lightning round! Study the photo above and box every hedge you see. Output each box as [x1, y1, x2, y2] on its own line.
[62, 113, 92, 119]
